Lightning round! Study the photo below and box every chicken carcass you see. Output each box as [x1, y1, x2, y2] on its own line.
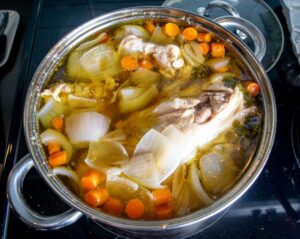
[120, 35, 184, 77]
[154, 82, 256, 148]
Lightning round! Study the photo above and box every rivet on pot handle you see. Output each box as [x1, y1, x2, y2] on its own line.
[7, 154, 82, 230]
[214, 16, 267, 62]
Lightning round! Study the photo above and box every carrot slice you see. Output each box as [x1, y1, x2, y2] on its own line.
[163, 23, 180, 37]
[48, 150, 68, 167]
[81, 169, 106, 192]
[154, 203, 174, 219]
[140, 58, 154, 70]
[125, 198, 145, 219]
[182, 27, 198, 41]
[144, 21, 155, 33]
[99, 32, 109, 43]
[76, 162, 89, 177]
[84, 188, 109, 207]
[152, 188, 172, 207]
[197, 32, 211, 43]
[211, 43, 225, 58]
[215, 66, 228, 73]
[47, 142, 61, 155]
[52, 116, 64, 131]
[246, 82, 260, 97]
[121, 56, 139, 71]
[198, 42, 210, 55]
[103, 197, 124, 217]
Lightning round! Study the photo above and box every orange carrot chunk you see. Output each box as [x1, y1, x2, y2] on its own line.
[52, 116, 64, 131]
[246, 82, 260, 97]
[216, 66, 229, 73]
[121, 56, 139, 71]
[48, 150, 68, 167]
[197, 32, 211, 43]
[182, 27, 198, 41]
[84, 188, 109, 207]
[144, 21, 156, 33]
[99, 33, 109, 44]
[154, 203, 174, 219]
[103, 197, 124, 217]
[80, 169, 106, 192]
[47, 142, 61, 155]
[152, 188, 172, 207]
[198, 42, 210, 55]
[211, 43, 225, 58]
[125, 198, 145, 219]
[163, 23, 180, 37]
[140, 58, 154, 70]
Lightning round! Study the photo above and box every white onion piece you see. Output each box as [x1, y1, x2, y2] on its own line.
[87, 140, 128, 165]
[52, 166, 79, 184]
[134, 129, 182, 183]
[172, 164, 186, 200]
[150, 26, 172, 44]
[190, 41, 204, 63]
[65, 111, 111, 148]
[119, 87, 145, 101]
[122, 153, 163, 189]
[188, 162, 213, 205]
[115, 25, 150, 42]
[175, 180, 190, 216]
[84, 158, 122, 176]
[206, 57, 230, 72]
[68, 94, 97, 109]
[40, 129, 73, 158]
[138, 187, 154, 219]
[79, 44, 120, 80]
[209, 72, 236, 83]
[76, 32, 108, 51]
[106, 175, 139, 191]
[38, 98, 66, 129]
[162, 124, 196, 164]
[106, 175, 139, 201]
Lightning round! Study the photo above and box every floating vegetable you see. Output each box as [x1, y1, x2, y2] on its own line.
[38, 98, 66, 129]
[87, 140, 128, 165]
[119, 84, 158, 114]
[122, 153, 162, 189]
[125, 198, 145, 219]
[68, 94, 97, 109]
[188, 162, 213, 205]
[75, 32, 109, 51]
[150, 26, 173, 44]
[130, 68, 161, 86]
[79, 44, 121, 80]
[41, 129, 73, 159]
[134, 129, 182, 183]
[206, 57, 230, 73]
[106, 175, 139, 201]
[65, 111, 111, 148]
[115, 25, 150, 42]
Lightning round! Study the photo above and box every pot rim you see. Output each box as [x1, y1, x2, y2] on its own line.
[23, 6, 276, 231]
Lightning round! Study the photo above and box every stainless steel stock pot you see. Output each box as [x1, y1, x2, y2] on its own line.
[7, 7, 276, 239]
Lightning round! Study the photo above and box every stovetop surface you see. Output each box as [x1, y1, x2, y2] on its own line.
[1, 0, 300, 238]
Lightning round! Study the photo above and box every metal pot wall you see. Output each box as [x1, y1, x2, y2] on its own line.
[7, 6, 276, 238]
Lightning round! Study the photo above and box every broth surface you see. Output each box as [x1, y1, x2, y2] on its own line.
[38, 21, 262, 220]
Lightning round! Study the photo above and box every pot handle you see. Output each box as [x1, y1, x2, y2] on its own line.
[7, 154, 83, 230]
[214, 15, 266, 62]
[197, 0, 266, 62]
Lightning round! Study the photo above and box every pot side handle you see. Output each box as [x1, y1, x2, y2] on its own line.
[214, 15, 266, 62]
[7, 154, 82, 230]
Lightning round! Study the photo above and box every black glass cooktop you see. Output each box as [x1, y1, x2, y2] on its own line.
[0, 0, 300, 238]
